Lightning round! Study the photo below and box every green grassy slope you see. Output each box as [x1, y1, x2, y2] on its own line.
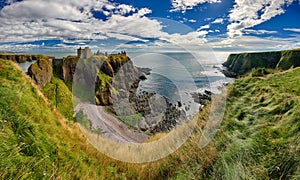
[41, 77, 74, 121]
[0, 60, 129, 179]
[0, 59, 217, 179]
[1, 59, 299, 179]
[204, 68, 300, 179]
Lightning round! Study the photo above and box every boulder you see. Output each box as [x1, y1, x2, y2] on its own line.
[28, 59, 53, 87]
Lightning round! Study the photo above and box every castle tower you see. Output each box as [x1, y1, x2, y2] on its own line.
[77, 47, 83, 58]
[77, 47, 92, 59]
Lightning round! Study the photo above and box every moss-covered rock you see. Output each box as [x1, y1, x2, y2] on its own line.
[277, 49, 300, 69]
[52, 58, 64, 79]
[28, 58, 53, 87]
[95, 54, 139, 106]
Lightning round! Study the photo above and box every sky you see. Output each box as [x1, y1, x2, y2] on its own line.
[0, 0, 299, 57]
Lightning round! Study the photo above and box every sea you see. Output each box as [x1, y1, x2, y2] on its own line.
[18, 60, 37, 72]
[128, 51, 233, 116]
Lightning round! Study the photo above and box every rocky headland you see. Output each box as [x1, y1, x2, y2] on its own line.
[222, 49, 300, 77]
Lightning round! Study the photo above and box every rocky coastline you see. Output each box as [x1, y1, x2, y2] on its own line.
[2, 51, 214, 135]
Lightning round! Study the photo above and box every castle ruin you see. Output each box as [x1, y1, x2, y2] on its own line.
[77, 47, 92, 59]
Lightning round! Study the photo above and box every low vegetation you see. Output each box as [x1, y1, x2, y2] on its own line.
[0, 59, 299, 179]
[42, 77, 74, 121]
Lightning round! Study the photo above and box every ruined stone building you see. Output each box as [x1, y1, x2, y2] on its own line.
[77, 47, 92, 59]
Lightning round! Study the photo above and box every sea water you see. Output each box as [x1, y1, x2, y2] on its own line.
[130, 52, 230, 94]
[18, 61, 37, 72]
[127, 51, 232, 117]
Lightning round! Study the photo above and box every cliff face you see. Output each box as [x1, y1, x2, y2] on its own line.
[223, 49, 300, 76]
[277, 50, 300, 69]
[62, 56, 79, 82]
[28, 58, 53, 87]
[70, 54, 141, 106]
[95, 55, 140, 106]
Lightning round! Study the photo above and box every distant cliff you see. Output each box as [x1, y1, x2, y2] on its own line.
[222, 49, 300, 77]
[0, 53, 53, 63]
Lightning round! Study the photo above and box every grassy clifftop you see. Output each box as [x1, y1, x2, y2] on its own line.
[223, 49, 300, 76]
[0, 59, 299, 179]
[205, 68, 300, 179]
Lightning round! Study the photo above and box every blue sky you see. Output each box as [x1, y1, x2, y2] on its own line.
[0, 0, 299, 56]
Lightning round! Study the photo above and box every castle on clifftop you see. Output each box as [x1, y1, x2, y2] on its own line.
[77, 47, 92, 59]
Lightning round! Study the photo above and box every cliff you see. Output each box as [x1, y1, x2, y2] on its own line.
[95, 54, 140, 106]
[0, 53, 53, 63]
[62, 56, 79, 82]
[222, 49, 300, 76]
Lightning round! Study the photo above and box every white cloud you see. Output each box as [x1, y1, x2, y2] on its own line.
[171, 0, 221, 12]
[209, 35, 300, 51]
[0, 0, 209, 52]
[198, 24, 210, 31]
[284, 28, 300, 33]
[227, 0, 294, 37]
[212, 18, 223, 24]
[188, 19, 197, 23]
[0, 0, 158, 43]
[115, 4, 136, 15]
[244, 29, 278, 35]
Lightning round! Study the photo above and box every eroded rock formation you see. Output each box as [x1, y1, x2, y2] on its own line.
[28, 59, 53, 87]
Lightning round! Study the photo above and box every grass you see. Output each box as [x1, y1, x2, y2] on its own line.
[197, 67, 300, 179]
[0, 60, 126, 179]
[96, 70, 112, 90]
[118, 113, 143, 128]
[0, 59, 299, 179]
[42, 77, 74, 121]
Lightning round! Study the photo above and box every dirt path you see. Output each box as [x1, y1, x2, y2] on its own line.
[75, 103, 149, 144]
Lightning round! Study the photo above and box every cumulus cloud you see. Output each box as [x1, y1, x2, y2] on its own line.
[227, 0, 294, 37]
[0, 0, 158, 43]
[171, 0, 221, 12]
[0, 0, 209, 52]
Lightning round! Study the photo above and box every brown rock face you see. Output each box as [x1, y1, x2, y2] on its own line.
[28, 59, 53, 87]
[62, 56, 79, 82]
